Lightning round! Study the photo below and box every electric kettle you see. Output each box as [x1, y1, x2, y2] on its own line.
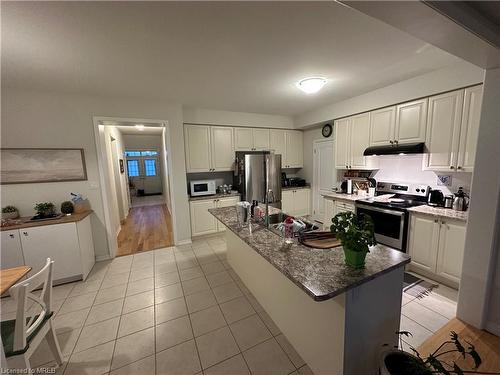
[428, 189, 444, 206]
[453, 187, 469, 211]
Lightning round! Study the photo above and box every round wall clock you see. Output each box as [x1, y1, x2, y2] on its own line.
[322, 124, 332, 138]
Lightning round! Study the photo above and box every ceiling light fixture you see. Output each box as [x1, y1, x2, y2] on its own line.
[297, 77, 327, 94]
[135, 124, 145, 131]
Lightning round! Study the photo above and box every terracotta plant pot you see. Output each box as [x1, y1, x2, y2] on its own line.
[1, 211, 19, 220]
[343, 246, 367, 268]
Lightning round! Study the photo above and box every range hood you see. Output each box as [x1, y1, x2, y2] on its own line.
[363, 142, 425, 156]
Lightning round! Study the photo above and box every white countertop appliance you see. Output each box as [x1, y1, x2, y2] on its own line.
[190, 179, 216, 196]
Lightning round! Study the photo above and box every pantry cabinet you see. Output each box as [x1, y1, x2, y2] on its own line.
[185, 125, 234, 172]
[0, 214, 95, 285]
[269, 129, 303, 168]
[408, 213, 466, 287]
[234, 128, 270, 151]
[334, 115, 377, 170]
[281, 188, 310, 216]
[190, 196, 240, 237]
[423, 85, 483, 172]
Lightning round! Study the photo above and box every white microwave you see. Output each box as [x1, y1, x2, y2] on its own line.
[190, 179, 216, 196]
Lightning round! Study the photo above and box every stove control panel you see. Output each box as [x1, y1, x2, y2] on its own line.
[376, 182, 429, 197]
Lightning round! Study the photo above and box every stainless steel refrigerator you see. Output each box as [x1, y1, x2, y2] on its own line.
[234, 151, 282, 208]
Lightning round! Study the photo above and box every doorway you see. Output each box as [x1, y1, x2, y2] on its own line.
[312, 140, 335, 222]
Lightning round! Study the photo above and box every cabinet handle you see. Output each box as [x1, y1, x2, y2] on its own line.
[434, 219, 438, 223]
[390, 140, 394, 145]
[394, 140, 398, 145]
[442, 220, 446, 225]
[23, 231, 28, 236]
[9, 234, 14, 238]
[450, 166, 455, 169]
[457, 166, 462, 170]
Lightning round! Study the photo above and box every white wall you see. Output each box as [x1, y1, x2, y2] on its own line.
[123, 134, 162, 150]
[183, 107, 294, 128]
[297, 126, 334, 184]
[161, 129, 172, 212]
[457, 67, 500, 333]
[1, 88, 191, 259]
[295, 62, 484, 127]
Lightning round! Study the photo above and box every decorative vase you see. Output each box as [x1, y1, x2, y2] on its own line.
[1, 211, 19, 220]
[343, 246, 367, 268]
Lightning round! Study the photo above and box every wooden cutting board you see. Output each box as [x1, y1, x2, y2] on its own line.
[299, 232, 342, 249]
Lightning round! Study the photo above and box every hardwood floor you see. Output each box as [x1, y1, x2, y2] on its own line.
[418, 318, 500, 372]
[117, 204, 173, 256]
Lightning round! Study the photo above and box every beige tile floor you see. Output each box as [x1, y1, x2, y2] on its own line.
[1, 234, 457, 374]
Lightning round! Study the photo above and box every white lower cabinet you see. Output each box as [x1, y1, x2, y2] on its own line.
[281, 189, 310, 216]
[323, 198, 335, 230]
[334, 200, 355, 215]
[190, 196, 240, 237]
[0, 215, 95, 285]
[408, 213, 466, 287]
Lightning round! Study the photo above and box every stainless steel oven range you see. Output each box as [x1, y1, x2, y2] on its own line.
[355, 181, 430, 252]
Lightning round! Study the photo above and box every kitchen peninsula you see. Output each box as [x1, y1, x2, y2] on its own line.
[209, 206, 410, 375]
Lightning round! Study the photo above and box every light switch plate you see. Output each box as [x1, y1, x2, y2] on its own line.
[437, 175, 452, 186]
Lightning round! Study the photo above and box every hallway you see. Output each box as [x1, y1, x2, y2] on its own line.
[117, 204, 174, 256]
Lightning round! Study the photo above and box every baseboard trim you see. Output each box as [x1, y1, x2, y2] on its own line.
[175, 239, 192, 246]
[485, 321, 500, 336]
[96, 255, 112, 262]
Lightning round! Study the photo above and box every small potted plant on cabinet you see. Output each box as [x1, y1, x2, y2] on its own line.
[2, 205, 19, 220]
[61, 201, 74, 215]
[330, 211, 375, 268]
[34, 202, 56, 218]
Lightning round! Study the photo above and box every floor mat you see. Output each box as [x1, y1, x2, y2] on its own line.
[403, 272, 438, 298]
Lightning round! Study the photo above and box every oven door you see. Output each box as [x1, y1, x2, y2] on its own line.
[356, 204, 406, 250]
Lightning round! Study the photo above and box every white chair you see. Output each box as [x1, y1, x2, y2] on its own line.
[1, 258, 63, 370]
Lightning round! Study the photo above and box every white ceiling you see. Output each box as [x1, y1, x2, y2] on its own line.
[2, 1, 463, 116]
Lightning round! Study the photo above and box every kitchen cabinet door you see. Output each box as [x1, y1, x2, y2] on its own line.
[211, 126, 234, 171]
[1, 230, 25, 269]
[20, 223, 81, 282]
[424, 90, 463, 171]
[457, 85, 483, 172]
[216, 196, 240, 232]
[185, 125, 211, 172]
[334, 118, 350, 169]
[269, 129, 286, 161]
[234, 128, 254, 151]
[395, 99, 428, 144]
[436, 219, 466, 284]
[349, 113, 371, 169]
[370, 106, 395, 146]
[281, 190, 294, 214]
[285, 131, 303, 168]
[294, 189, 311, 216]
[408, 214, 439, 273]
[190, 200, 217, 236]
[323, 199, 335, 230]
[253, 128, 270, 150]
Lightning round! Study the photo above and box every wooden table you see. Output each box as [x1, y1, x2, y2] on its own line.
[0, 266, 32, 295]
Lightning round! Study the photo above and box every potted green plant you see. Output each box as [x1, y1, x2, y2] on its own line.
[380, 331, 491, 375]
[330, 211, 375, 268]
[60, 201, 74, 215]
[2, 205, 19, 220]
[34, 202, 56, 218]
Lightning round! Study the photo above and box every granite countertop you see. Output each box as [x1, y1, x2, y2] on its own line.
[1, 211, 93, 231]
[282, 185, 311, 191]
[189, 191, 241, 202]
[321, 191, 365, 202]
[407, 205, 468, 222]
[209, 206, 410, 302]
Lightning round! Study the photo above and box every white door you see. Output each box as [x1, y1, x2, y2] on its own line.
[1, 230, 25, 269]
[458, 85, 483, 172]
[334, 118, 350, 169]
[424, 90, 464, 171]
[21, 223, 81, 282]
[294, 189, 311, 217]
[184, 125, 211, 172]
[211, 126, 234, 171]
[285, 131, 303, 168]
[234, 128, 254, 151]
[189, 200, 217, 236]
[408, 214, 439, 273]
[312, 140, 334, 222]
[395, 99, 428, 144]
[270, 130, 286, 162]
[142, 157, 163, 194]
[350, 113, 371, 169]
[253, 128, 270, 150]
[370, 106, 396, 146]
[281, 190, 294, 214]
[216, 196, 240, 232]
[436, 219, 466, 284]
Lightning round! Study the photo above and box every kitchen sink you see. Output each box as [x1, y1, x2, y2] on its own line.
[265, 213, 320, 237]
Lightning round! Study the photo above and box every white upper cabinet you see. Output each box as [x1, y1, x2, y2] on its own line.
[269, 129, 286, 157]
[253, 128, 270, 150]
[184, 125, 212, 172]
[211, 126, 234, 171]
[234, 128, 254, 150]
[285, 130, 303, 168]
[350, 113, 371, 169]
[457, 85, 483, 172]
[424, 90, 464, 171]
[395, 98, 428, 144]
[334, 118, 350, 169]
[370, 106, 396, 146]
